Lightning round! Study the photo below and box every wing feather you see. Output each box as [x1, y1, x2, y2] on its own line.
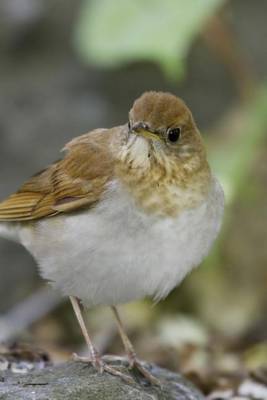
[0, 128, 115, 222]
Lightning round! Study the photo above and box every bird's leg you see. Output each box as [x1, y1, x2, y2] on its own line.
[111, 306, 160, 386]
[69, 296, 102, 369]
[69, 296, 134, 384]
[111, 306, 136, 366]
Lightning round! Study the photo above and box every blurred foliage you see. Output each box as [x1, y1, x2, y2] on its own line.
[209, 83, 267, 204]
[74, 0, 225, 79]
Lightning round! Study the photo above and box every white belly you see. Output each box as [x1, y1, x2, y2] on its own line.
[17, 178, 224, 306]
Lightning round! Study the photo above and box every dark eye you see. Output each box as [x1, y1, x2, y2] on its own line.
[167, 127, 181, 143]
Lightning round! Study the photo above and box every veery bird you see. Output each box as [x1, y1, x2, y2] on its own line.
[0, 91, 224, 385]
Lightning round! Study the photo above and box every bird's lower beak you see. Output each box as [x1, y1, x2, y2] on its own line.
[135, 129, 161, 141]
[131, 123, 161, 141]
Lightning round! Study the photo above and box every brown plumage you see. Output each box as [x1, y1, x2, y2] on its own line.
[129, 91, 190, 130]
[0, 128, 115, 221]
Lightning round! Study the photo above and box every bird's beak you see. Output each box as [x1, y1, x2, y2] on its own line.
[131, 122, 161, 141]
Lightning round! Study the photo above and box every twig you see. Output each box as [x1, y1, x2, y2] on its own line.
[0, 286, 62, 342]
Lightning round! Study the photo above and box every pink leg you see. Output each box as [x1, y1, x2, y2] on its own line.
[70, 296, 134, 384]
[111, 306, 160, 386]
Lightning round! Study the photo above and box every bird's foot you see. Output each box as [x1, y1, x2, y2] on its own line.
[72, 353, 135, 385]
[127, 353, 161, 386]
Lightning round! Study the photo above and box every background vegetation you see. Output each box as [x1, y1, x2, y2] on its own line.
[0, 0, 266, 397]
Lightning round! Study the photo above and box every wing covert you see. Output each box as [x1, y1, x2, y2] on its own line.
[0, 129, 115, 221]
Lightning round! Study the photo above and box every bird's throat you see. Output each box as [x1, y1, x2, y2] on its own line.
[115, 143, 212, 218]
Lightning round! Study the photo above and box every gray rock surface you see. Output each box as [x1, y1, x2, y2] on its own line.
[0, 360, 204, 400]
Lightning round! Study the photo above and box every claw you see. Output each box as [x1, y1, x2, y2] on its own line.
[104, 363, 135, 385]
[73, 353, 135, 385]
[129, 357, 161, 386]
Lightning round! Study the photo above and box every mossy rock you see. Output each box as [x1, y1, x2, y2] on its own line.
[0, 359, 204, 400]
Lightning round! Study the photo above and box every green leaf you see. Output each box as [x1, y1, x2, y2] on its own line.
[74, 0, 225, 80]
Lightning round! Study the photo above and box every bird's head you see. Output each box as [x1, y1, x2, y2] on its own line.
[114, 91, 212, 216]
[126, 91, 206, 170]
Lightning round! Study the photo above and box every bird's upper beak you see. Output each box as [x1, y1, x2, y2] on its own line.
[131, 122, 161, 141]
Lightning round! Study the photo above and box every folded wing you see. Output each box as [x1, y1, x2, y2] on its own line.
[0, 129, 114, 221]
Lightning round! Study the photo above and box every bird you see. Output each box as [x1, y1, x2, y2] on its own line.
[0, 91, 224, 385]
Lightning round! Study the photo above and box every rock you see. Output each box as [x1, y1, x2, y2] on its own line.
[0, 359, 204, 400]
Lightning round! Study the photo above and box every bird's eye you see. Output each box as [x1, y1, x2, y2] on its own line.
[167, 127, 181, 143]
